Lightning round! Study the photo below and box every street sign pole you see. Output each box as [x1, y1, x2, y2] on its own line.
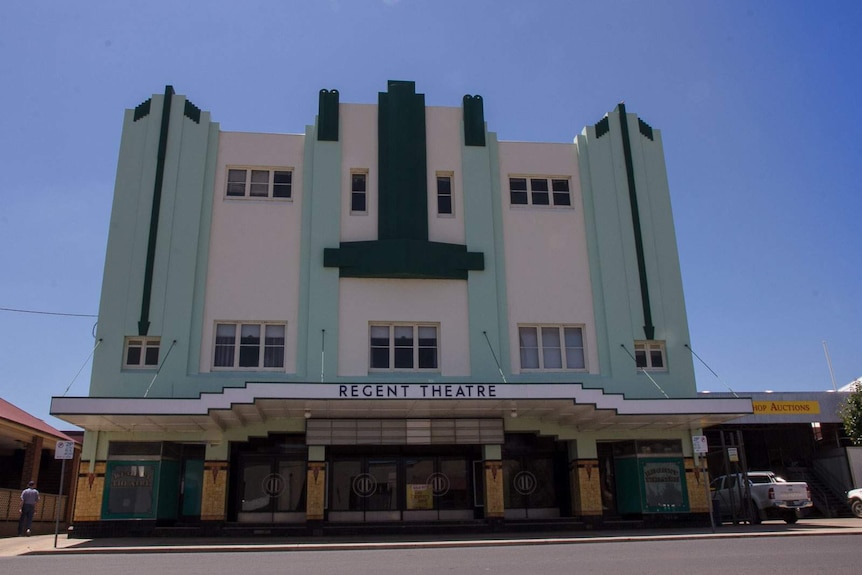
[54, 459, 65, 549]
[703, 456, 714, 533]
[692, 435, 714, 533]
[53, 440, 75, 549]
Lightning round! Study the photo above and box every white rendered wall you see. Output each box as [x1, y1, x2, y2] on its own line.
[425, 106, 465, 245]
[200, 131, 305, 373]
[498, 141, 599, 374]
[340, 104, 378, 242]
[338, 278, 470, 377]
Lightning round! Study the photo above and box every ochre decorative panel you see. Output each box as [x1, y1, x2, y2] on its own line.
[685, 458, 711, 513]
[484, 461, 504, 518]
[201, 461, 229, 521]
[306, 463, 326, 520]
[572, 459, 602, 516]
[73, 461, 105, 522]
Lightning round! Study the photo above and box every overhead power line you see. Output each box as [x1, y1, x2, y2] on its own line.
[0, 306, 98, 318]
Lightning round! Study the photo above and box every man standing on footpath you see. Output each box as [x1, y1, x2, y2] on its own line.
[18, 480, 39, 536]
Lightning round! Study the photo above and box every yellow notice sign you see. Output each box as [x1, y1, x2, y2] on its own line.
[407, 484, 433, 510]
[752, 401, 820, 415]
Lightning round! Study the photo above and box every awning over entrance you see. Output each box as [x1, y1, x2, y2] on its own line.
[50, 383, 753, 434]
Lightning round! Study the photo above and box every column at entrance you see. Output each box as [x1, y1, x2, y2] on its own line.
[306, 446, 326, 522]
[483, 445, 504, 520]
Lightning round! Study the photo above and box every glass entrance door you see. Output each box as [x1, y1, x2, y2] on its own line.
[502, 433, 569, 519]
[328, 458, 399, 522]
[365, 459, 399, 521]
[237, 456, 306, 523]
[404, 457, 472, 520]
[328, 453, 475, 522]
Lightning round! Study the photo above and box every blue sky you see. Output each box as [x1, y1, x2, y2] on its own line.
[1, 1, 860, 429]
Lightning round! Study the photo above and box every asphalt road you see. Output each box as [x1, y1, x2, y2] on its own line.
[1, 534, 859, 575]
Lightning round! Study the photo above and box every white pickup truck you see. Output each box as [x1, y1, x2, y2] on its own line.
[710, 471, 812, 524]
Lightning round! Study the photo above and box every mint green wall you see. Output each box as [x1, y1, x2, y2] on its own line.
[90, 91, 218, 397]
[576, 111, 696, 398]
[187, 124, 219, 374]
[300, 120, 342, 380]
[91, 98, 160, 396]
[628, 125, 696, 394]
[463, 128, 510, 380]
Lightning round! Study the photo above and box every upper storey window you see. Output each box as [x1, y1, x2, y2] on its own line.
[351, 171, 368, 214]
[518, 325, 585, 370]
[226, 168, 292, 199]
[369, 323, 439, 371]
[436, 173, 453, 216]
[509, 177, 571, 207]
[124, 337, 160, 369]
[635, 341, 666, 371]
[214, 322, 285, 369]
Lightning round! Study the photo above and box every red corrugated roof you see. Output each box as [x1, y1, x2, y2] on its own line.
[0, 398, 76, 442]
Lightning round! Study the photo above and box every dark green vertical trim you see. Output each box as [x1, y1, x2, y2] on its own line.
[134, 99, 151, 122]
[378, 80, 428, 241]
[183, 99, 201, 124]
[638, 117, 654, 141]
[139, 85, 174, 336]
[317, 89, 339, 141]
[617, 103, 655, 340]
[323, 239, 482, 279]
[594, 116, 610, 138]
[463, 95, 486, 146]
[324, 80, 483, 279]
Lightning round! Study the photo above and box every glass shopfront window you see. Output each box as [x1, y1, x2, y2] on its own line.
[104, 462, 157, 518]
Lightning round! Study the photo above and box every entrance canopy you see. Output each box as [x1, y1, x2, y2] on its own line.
[51, 383, 753, 434]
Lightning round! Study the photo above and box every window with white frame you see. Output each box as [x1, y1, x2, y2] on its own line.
[369, 324, 439, 370]
[351, 171, 367, 214]
[436, 173, 453, 216]
[518, 325, 585, 370]
[226, 168, 292, 199]
[124, 337, 161, 368]
[635, 341, 666, 370]
[509, 177, 572, 207]
[213, 322, 285, 369]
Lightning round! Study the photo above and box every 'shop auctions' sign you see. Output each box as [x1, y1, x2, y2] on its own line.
[752, 401, 820, 415]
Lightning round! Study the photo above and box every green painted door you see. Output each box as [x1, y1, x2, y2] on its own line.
[181, 459, 204, 517]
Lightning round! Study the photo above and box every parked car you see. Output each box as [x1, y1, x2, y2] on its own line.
[710, 471, 812, 524]
[848, 487, 862, 518]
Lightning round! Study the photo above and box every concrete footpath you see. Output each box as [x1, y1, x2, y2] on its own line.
[2, 518, 861, 557]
